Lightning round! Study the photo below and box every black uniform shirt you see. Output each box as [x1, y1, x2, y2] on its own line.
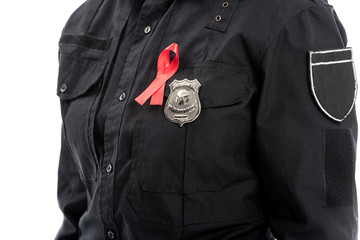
[55, 0, 358, 239]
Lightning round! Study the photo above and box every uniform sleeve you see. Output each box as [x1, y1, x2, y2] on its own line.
[55, 123, 88, 240]
[256, 4, 358, 240]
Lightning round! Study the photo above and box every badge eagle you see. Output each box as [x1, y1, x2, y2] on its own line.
[164, 78, 201, 127]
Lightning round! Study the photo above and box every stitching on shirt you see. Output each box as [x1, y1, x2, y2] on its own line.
[255, 5, 318, 68]
[85, 0, 106, 33]
[59, 34, 113, 51]
[177, 61, 249, 74]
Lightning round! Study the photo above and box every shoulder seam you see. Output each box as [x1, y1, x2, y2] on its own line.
[85, 0, 106, 33]
[255, 4, 319, 68]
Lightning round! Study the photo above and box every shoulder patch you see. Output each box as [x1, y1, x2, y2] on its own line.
[309, 47, 357, 122]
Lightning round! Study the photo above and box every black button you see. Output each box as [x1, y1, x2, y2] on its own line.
[107, 230, 115, 239]
[144, 26, 152, 34]
[106, 164, 113, 173]
[119, 92, 126, 101]
[60, 83, 67, 93]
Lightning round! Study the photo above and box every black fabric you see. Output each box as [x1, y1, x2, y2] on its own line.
[312, 61, 355, 120]
[92, 0, 142, 165]
[57, 53, 106, 100]
[311, 49, 352, 63]
[59, 34, 112, 51]
[55, 0, 358, 239]
[204, 0, 240, 32]
[263, 227, 276, 240]
[324, 128, 356, 208]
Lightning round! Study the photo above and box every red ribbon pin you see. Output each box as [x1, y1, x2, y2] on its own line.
[135, 42, 179, 105]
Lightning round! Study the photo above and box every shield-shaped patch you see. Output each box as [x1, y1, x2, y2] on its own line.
[309, 47, 357, 122]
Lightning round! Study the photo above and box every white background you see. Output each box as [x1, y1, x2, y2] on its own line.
[0, 0, 358, 239]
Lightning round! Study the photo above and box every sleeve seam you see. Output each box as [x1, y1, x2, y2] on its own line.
[255, 5, 319, 68]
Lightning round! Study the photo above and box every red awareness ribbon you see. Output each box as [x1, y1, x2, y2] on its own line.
[135, 42, 179, 105]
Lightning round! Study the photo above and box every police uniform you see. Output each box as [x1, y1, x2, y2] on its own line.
[55, 0, 358, 239]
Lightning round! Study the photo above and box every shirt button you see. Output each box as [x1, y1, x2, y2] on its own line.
[106, 163, 113, 173]
[107, 231, 115, 239]
[144, 25, 152, 34]
[119, 92, 126, 101]
[60, 83, 67, 93]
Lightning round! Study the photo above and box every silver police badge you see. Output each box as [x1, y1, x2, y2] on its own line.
[164, 78, 201, 127]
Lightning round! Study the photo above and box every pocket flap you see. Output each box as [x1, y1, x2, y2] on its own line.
[57, 53, 107, 100]
[163, 62, 247, 108]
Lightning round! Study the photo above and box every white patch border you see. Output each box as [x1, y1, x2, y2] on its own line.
[309, 47, 358, 122]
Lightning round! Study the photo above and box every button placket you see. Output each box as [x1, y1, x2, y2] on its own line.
[99, 0, 178, 237]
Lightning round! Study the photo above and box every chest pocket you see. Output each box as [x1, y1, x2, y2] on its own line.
[132, 61, 247, 193]
[127, 62, 261, 226]
[57, 53, 107, 181]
